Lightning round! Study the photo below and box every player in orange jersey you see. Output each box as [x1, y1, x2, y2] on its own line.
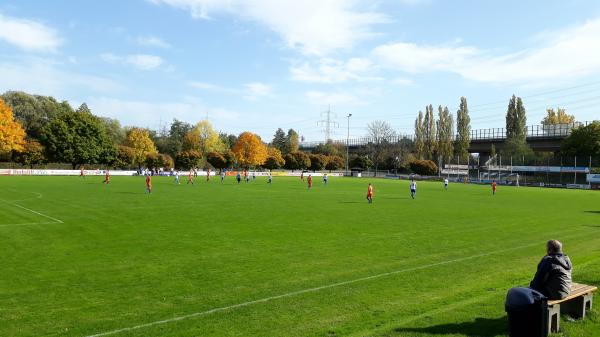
[367, 183, 373, 203]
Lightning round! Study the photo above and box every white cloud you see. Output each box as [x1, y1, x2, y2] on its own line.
[0, 13, 62, 52]
[137, 35, 171, 48]
[148, 0, 387, 55]
[373, 18, 600, 84]
[0, 58, 123, 98]
[100, 53, 164, 70]
[188, 81, 236, 93]
[291, 57, 381, 83]
[391, 77, 414, 86]
[244, 82, 272, 100]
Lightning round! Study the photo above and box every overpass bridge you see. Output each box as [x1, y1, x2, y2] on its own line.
[299, 122, 591, 155]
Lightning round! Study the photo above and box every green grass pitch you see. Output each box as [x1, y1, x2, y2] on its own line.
[1, 175, 599, 337]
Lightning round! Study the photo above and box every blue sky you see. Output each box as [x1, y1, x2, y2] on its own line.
[1, 0, 600, 141]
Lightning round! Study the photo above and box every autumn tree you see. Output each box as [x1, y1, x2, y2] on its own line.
[114, 145, 136, 169]
[232, 132, 268, 168]
[542, 107, 575, 125]
[325, 155, 344, 171]
[14, 140, 45, 168]
[309, 153, 328, 171]
[184, 120, 226, 158]
[0, 98, 26, 154]
[176, 150, 202, 170]
[124, 127, 158, 168]
[263, 147, 285, 170]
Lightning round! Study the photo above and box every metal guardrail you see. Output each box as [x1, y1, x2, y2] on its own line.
[300, 121, 593, 148]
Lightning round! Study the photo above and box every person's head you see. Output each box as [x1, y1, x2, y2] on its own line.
[547, 240, 562, 255]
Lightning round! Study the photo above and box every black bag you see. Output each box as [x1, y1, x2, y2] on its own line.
[505, 287, 549, 337]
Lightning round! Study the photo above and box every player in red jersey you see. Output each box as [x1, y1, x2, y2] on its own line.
[146, 174, 152, 193]
[80, 166, 85, 179]
[367, 183, 373, 203]
[492, 180, 497, 195]
[307, 175, 313, 189]
[103, 170, 110, 184]
[187, 170, 194, 185]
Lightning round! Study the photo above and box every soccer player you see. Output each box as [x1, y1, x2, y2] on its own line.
[366, 183, 373, 203]
[80, 166, 85, 179]
[146, 174, 152, 194]
[268, 172, 273, 184]
[221, 170, 226, 183]
[236, 171, 241, 184]
[103, 169, 110, 184]
[323, 173, 328, 185]
[492, 180, 497, 195]
[300, 171, 304, 181]
[245, 171, 250, 183]
[206, 168, 211, 182]
[410, 179, 417, 199]
[252, 172, 256, 182]
[307, 174, 313, 189]
[444, 178, 448, 190]
[187, 170, 194, 185]
[174, 171, 180, 185]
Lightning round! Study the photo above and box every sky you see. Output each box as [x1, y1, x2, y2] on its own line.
[1, 0, 600, 142]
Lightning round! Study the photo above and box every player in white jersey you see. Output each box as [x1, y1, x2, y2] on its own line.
[323, 174, 328, 185]
[410, 180, 417, 199]
[444, 178, 448, 190]
[268, 173, 273, 184]
[174, 171, 180, 185]
[221, 170, 225, 183]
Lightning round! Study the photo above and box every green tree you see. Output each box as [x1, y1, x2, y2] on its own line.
[207, 151, 228, 172]
[436, 106, 454, 166]
[1, 91, 73, 139]
[423, 104, 436, 160]
[114, 145, 136, 169]
[455, 96, 471, 161]
[176, 150, 202, 170]
[100, 117, 126, 145]
[350, 155, 373, 170]
[271, 128, 287, 152]
[285, 129, 300, 154]
[414, 111, 425, 159]
[561, 121, 600, 156]
[283, 153, 298, 170]
[41, 109, 116, 168]
[313, 140, 341, 156]
[309, 153, 328, 171]
[291, 151, 311, 170]
[504, 95, 530, 156]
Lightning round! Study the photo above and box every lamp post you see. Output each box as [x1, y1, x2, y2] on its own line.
[346, 113, 352, 176]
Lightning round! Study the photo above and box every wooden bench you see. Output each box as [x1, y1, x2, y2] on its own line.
[547, 283, 597, 333]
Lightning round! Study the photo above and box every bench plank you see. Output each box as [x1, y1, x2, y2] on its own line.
[548, 283, 597, 305]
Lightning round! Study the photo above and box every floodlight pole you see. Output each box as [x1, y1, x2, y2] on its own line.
[346, 113, 352, 176]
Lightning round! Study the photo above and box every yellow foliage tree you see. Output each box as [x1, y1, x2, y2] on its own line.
[183, 120, 226, 157]
[232, 132, 268, 168]
[0, 98, 26, 154]
[123, 127, 157, 167]
[542, 108, 575, 125]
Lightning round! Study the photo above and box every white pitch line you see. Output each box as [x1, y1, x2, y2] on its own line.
[12, 204, 63, 224]
[0, 221, 57, 227]
[85, 231, 596, 337]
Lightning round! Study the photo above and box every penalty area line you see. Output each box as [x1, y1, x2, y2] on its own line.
[85, 230, 597, 337]
[0, 221, 57, 227]
[12, 204, 64, 224]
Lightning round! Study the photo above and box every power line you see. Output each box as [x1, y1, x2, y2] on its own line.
[317, 105, 339, 142]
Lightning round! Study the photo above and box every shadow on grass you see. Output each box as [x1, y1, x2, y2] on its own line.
[392, 317, 507, 337]
[584, 211, 600, 214]
[386, 197, 411, 200]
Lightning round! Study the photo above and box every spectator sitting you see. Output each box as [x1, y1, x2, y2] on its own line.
[530, 240, 572, 300]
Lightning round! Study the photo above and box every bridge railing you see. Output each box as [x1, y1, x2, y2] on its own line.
[300, 121, 593, 148]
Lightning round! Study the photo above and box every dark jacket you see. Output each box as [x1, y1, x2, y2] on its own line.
[530, 253, 572, 300]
